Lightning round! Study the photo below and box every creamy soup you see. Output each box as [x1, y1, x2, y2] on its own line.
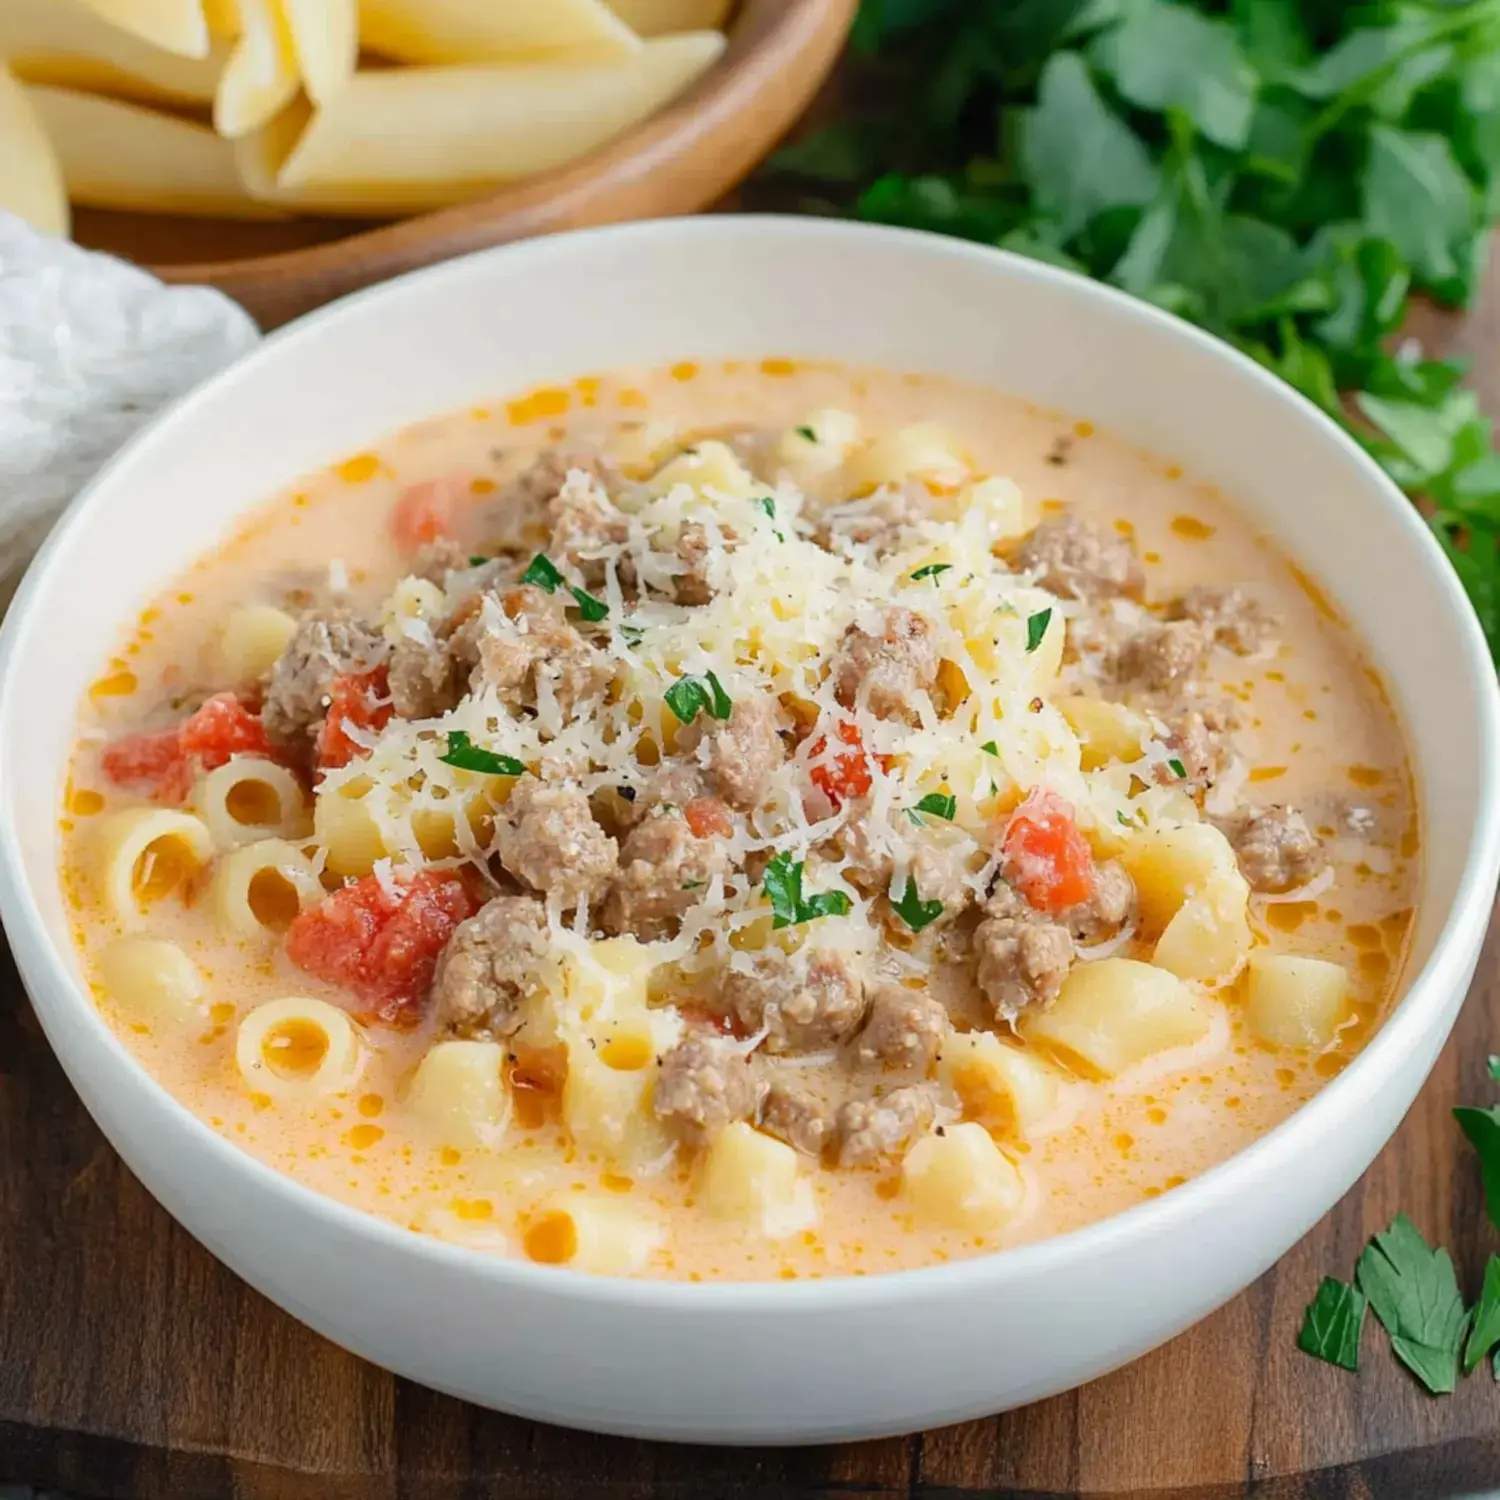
[60, 361, 1417, 1281]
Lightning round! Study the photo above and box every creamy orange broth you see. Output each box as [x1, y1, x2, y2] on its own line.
[61, 361, 1416, 1281]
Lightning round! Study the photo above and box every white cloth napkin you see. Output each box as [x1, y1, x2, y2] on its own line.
[0, 214, 260, 591]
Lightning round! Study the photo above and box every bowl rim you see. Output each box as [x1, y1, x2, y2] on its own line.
[3, 214, 1497, 1312]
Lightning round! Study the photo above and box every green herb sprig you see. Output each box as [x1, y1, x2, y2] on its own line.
[521, 553, 609, 622]
[765, 0, 1500, 656]
[439, 731, 526, 778]
[664, 671, 733, 725]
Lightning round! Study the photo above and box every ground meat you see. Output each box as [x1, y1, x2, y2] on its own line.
[1169, 586, 1274, 655]
[854, 984, 947, 1072]
[1013, 514, 1145, 603]
[721, 946, 869, 1053]
[973, 881, 1074, 1023]
[760, 1082, 836, 1157]
[601, 805, 729, 940]
[430, 895, 547, 1039]
[673, 521, 718, 606]
[1061, 860, 1135, 945]
[459, 586, 614, 717]
[836, 1085, 937, 1168]
[1220, 804, 1326, 893]
[388, 634, 463, 720]
[676, 694, 789, 811]
[478, 448, 619, 553]
[548, 471, 630, 589]
[495, 778, 617, 910]
[653, 1033, 761, 1146]
[899, 838, 977, 927]
[633, 763, 711, 817]
[832, 607, 941, 723]
[832, 810, 975, 928]
[261, 610, 387, 748]
[813, 480, 926, 554]
[1110, 620, 1210, 696]
[408, 538, 471, 586]
[1159, 703, 1237, 787]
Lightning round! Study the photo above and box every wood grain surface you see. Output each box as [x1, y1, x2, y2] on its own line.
[5, 223, 1500, 1500]
[70, 0, 856, 331]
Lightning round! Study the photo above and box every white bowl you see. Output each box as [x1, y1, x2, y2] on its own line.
[2, 218, 1497, 1444]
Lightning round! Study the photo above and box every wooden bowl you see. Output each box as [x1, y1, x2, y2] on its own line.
[69, 0, 856, 329]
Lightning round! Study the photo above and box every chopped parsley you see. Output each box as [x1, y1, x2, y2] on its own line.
[762, 853, 851, 929]
[907, 792, 956, 824]
[1167, 757, 1188, 779]
[682, 879, 706, 892]
[1025, 607, 1053, 653]
[520, 552, 608, 621]
[1297, 1278, 1366, 1373]
[664, 670, 733, 725]
[980, 740, 999, 757]
[910, 563, 952, 583]
[794, 425, 817, 442]
[439, 731, 526, 778]
[891, 876, 943, 933]
[468, 555, 490, 567]
[1357, 1215, 1470, 1395]
[756, 494, 785, 541]
[618, 622, 645, 646]
[1116, 810, 1131, 827]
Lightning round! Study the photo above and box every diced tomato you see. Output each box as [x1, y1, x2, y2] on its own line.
[1002, 787, 1096, 914]
[391, 477, 462, 553]
[316, 667, 393, 772]
[684, 797, 734, 840]
[808, 720, 890, 809]
[100, 692, 275, 804]
[285, 869, 480, 1027]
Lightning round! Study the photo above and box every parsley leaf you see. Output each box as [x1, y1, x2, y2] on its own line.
[762, 853, 851, 929]
[910, 791, 957, 822]
[1167, 757, 1188, 779]
[795, 424, 817, 441]
[520, 553, 608, 621]
[980, 740, 999, 756]
[664, 671, 734, 725]
[1356, 1214, 1470, 1394]
[1025, 607, 1053, 653]
[891, 876, 944, 932]
[1464, 1257, 1500, 1374]
[1455, 1104, 1500, 1232]
[911, 563, 952, 582]
[468, 554, 490, 566]
[439, 731, 526, 778]
[1489, 1055, 1500, 1084]
[1298, 1277, 1366, 1372]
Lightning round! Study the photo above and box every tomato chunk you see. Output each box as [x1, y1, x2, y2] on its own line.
[316, 667, 393, 771]
[808, 720, 889, 809]
[684, 797, 734, 840]
[1002, 788, 1096, 914]
[285, 869, 480, 1027]
[391, 476, 463, 553]
[101, 693, 273, 804]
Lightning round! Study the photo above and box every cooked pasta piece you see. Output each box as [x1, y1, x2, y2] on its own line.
[218, 603, 297, 683]
[405, 1039, 510, 1150]
[699, 1122, 816, 1237]
[1244, 952, 1351, 1050]
[235, 996, 363, 1100]
[845, 421, 967, 491]
[771, 409, 860, 483]
[562, 1028, 674, 1170]
[196, 755, 309, 848]
[901, 1122, 1024, 1232]
[1020, 958, 1210, 1078]
[939, 1032, 1061, 1140]
[1152, 875, 1252, 985]
[314, 776, 386, 876]
[646, 439, 756, 500]
[1058, 696, 1150, 771]
[379, 574, 446, 646]
[94, 807, 214, 926]
[97, 936, 206, 1027]
[1120, 821, 1238, 931]
[522, 1193, 663, 1275]
[210, 837, 323, 939]
[607, 419, 678, 477]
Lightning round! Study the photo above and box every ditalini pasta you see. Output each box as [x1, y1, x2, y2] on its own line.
[62, 360, 1418, 1281]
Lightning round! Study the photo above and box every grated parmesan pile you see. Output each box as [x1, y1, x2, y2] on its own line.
[315, 415, 1200, 979]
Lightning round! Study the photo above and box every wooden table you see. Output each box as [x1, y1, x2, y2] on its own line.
[4, 237, 1500, 1500]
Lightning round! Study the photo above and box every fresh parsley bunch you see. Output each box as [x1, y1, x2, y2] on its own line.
[768, 0, 1500, 656]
